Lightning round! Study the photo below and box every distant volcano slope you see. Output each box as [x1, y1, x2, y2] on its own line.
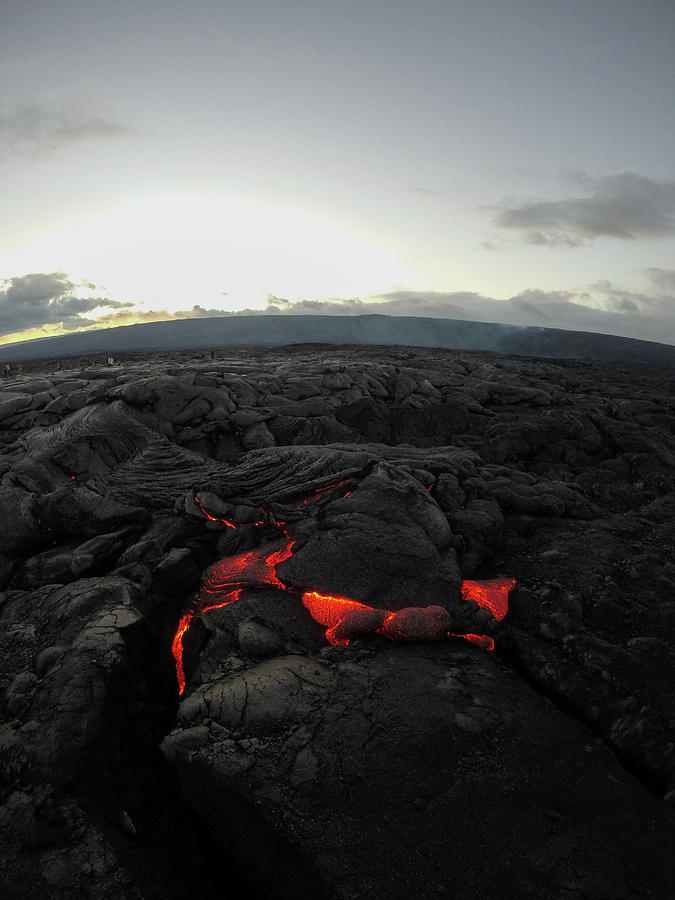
[3, 312, 675, 367]
[1, 344, 675, 898]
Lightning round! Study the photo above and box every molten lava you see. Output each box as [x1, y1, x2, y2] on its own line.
[376, 605, 452, 642]
[171, 613, 192, 696]
[301, 591, 384, 646]
[458, 633, 496, 651]
[172, 557, 515, 693]
[171, 483, 515, 695]
[461, 578, 515, 622]
[193, 495, 237, 529]
[298, 478, 356, 506]
[194, 540, 294, 605]
[301, 590, 372, 628]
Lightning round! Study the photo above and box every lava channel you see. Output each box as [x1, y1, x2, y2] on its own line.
[172, 541, 516, 695]
[461, 578, 515, 622]
[174, 487, 515, 695]
[172, 540, 294, 695]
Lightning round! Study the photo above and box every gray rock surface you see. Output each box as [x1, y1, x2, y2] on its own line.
[1, 345, 675, 898]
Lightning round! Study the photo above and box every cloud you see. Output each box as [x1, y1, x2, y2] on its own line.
[492, 172, 675, 247]
[645, 267, 675, 292]
[478, 239, 509, 252]
[0, 272, 133, 337]
[262, 281, 675, 344]
[264, 289, 554, 322]
[78, 304, 266, 332]
[175, 305, 239, 318]
[4, 270, 675, 348]
[0, 106, 132, 158]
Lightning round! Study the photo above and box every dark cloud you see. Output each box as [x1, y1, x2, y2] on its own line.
[493, 172, 675, 247]
[0, 106, 132, 158]
[175, 305, 238, 318]
[645, 267, 675, 292]
[588, 280, 658, 315]
[0, 272, 133, 336]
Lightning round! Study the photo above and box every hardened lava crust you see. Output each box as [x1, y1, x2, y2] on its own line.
[1, 344, 675, 899]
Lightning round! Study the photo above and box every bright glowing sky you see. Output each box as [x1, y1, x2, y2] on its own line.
[2, 0, 675, 345]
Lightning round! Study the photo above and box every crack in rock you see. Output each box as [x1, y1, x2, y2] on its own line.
[2, 346, 675, 898]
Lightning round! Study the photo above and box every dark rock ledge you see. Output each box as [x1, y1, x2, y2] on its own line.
[1, 345, 675, 899]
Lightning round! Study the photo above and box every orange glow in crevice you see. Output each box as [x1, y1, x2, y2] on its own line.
[193, 495, 272, 529]
[171, 486, 515, 695]
[298, 478, 356, 506]
[301, 590, 372, 627]
[194, 540, 295, 606]
[456, 633, 496, 651]
[193, 495, 237, 528]
[194, 479, 355, 526]
[172, 568, 515, 694]
[461, 578, 515, 622]
[301, 590, 380, 646]
[171, 541, 295, 694]
[171, 613, 193, 696]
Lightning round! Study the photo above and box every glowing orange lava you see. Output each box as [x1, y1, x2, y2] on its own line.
[461, 578, 515, 622]
[299, 478, 356, 506]
[172, 541, 294, 694]
[171, 485, 515, 695]
[171, 613, 192, 696]
[377, 605, 452, 642]
[301, 591, 382, 645]
[193, 495, 237, 528]
[457, 633, 496, 651]
[202, 589, 242, 614]
[194, 540, 294, 606]
[301, 590, 372, 627]
[172, 570, 515, 694]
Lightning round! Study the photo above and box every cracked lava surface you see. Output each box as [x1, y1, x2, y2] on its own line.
[171, 493, 516, 695]
[4, 346, 675, 899]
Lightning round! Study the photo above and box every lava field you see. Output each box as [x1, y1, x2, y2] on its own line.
[1, 344, 675, 899]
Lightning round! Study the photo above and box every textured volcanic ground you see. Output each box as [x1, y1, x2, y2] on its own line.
[1, 344, 675, 899]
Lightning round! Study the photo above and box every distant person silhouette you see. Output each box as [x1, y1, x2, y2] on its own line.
[2, 364, 10, 377]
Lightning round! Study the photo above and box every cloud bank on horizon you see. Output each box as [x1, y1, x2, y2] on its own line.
[266, 270, 675, 345]
[0, 273, 232, 343]
[3, 264, 675, 348]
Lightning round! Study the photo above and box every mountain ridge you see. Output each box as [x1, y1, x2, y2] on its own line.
[3, 312, 675, 366]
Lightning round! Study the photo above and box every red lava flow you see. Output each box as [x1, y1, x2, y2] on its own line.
[172, 547, 515, 695]
[460, 578, 515, 622]
[172, 486, 515, 695]
[172, 540, 295, 695]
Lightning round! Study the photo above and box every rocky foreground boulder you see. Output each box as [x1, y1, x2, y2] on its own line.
[1, 345, 674, 898]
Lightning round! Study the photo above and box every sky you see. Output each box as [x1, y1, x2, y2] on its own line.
[2, 0, 675, 346]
